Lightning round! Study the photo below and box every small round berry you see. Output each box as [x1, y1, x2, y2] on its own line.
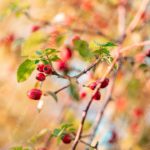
[100, 78, 109, 88]
[62, 134, 72, 144]
[43, 65, 52, 74]
[32, 25, 40, 32]
[146, 49, 150, 57]
[133, 107, 144, 118]
[4, 34, 15, 45]
[89, 82, 97, 90]
[36, 73, 46, 81]
[27, 89, 42, 100]
[80, 91, 87, 99]
[57, 60, 68, 71]
[108, 131, 117, 144]
[92, 90, 101, 100]
[37, 64, 45, 72]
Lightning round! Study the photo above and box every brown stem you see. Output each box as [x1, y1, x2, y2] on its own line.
[54, 84, 70, 95]
[87, 70, 118, 149]
[72, 56, 119, 150]
[126, 0, 150, 34]
[73, 58, 100, 79]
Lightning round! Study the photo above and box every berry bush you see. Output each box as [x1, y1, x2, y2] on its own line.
[0, 0, 150, 150]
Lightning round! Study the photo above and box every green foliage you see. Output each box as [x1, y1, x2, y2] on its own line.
[46, 91, 58, 102]
[17, 59, 36, 82]
[51, 123, 75, 144]
[56, 34, 66, 46]
[74, 39, 93, 59]
[22, 31, 46, 57]
[94, 41, 116, 47]
[69, 80, 80, 101]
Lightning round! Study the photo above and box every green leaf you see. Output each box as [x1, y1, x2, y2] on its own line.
[17, 59, 36, 82]
[61, 123, 73, 129]
[69, 82, 79, 101]
[46, 91, 58, 102]
[94, 41, 116, 47]
[52, 128, 61, 137]
[22, 31, 46, 57]
[44, 48, 59, 54]
[50, 55, 60, 62]
[35, 50, 43, 55]
[74, 40, 93, 59]
[94, 48, 110, 56]
[56, 34, 66, 46]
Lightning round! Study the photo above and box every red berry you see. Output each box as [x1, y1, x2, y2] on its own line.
[80, 91, 87, 99]
[62, 134, 72, 144]
[89, 82, 97, 90]
[27, 89, 42, 100]
[100, 78, 109, 88]
[133, 107, 144, 118]
[146, 49, 150, 57]
[4, 34, 15, 45]
[36, 73, 46, 81]
[43, 65, 52, 74]
[92, 90, 101, 100]
[108, 131, 117, 144]
[57, 60, 68, 71]
[32, 25, 40, 32]
[63, 46, 72, 60]
[37, 64, 45, 72]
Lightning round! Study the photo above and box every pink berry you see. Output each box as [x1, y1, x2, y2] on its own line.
[27, 89, 42, 100]
[37, 64, 45, 72]
[89, 82, 97, 90]
[92, 91, 101, 100]
[43, 65, 52, 74]
[80, 91, 87, 99]
[32, 25, 40, 32]
[36, 73, 46, 81]
[100, 78, 109, 88]
[57, 60, 68, 71]
[62, 134, 72, 144]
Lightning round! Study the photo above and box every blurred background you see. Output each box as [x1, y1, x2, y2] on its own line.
[0, 0, 150, 150]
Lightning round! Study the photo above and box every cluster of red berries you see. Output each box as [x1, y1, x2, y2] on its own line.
[27, 64, 53, 100]
[90, 78, 109, 101]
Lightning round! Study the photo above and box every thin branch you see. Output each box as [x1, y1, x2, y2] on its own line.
[120, 40, 150, 53]
[54, 84, 70, 95]
[87, 70, 118, 148]
[79, 139, 98, 149]
[72, 55, 119, 150]
[72, 39, 150, 150]
[126, 0, 150, 34]
[73, 58, 100, 79]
